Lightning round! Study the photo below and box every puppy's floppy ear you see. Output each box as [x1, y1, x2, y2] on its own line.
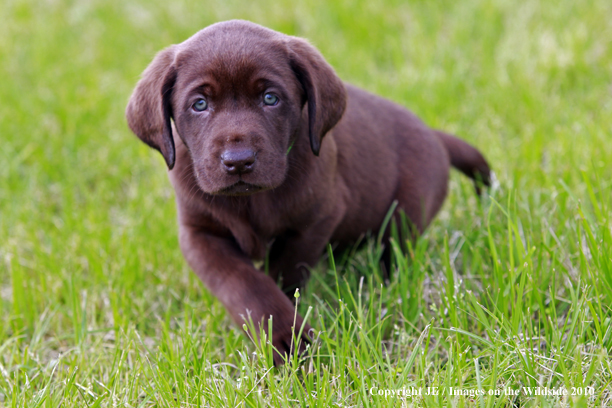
[287, 38, 347, 156]
[126, 46, 178, 169]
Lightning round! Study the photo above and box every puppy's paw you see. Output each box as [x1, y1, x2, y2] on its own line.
[272, 321, 313, 366]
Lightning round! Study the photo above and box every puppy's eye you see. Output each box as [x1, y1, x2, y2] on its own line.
[192, 99, 208, 112]
[263, 93, 279, 106]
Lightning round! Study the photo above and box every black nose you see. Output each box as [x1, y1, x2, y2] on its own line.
[221, 148, 256, 175]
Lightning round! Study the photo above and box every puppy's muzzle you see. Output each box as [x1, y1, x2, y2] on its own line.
[221, 148, 256, 175]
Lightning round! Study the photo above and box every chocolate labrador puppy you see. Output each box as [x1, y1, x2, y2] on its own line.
[126, 20, 490, 365]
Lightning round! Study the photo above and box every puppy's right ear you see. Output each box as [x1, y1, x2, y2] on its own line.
[126, 46, 177, 169]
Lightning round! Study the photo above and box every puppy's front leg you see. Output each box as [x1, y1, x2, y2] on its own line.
[178, 224, 311, 365]
[267, 234, 317, 295]
[267, 213, 344, 296]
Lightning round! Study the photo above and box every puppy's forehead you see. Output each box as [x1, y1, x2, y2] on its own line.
[175, 21, 292, 84]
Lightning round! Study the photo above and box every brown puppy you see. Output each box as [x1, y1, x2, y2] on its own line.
[126, 20, 490, 365]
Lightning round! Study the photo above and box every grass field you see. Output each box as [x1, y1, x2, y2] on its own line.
[1, 0, 611, 406]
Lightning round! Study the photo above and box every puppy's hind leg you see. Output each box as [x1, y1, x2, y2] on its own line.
[378, 209, 422, 280]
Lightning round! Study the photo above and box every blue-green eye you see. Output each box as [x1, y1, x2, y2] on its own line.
[192, 99, 208, 111]
[263, 93, 279, 106]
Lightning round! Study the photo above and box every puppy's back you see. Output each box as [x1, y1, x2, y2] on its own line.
[330, 84, 451, 237]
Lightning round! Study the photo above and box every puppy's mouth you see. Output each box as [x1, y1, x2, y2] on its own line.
[217, 181, 264, 196]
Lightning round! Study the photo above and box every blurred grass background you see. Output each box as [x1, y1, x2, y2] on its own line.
[1, 0, 611, 406]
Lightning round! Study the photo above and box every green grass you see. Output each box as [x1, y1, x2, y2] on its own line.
[1, 0, 611, 406]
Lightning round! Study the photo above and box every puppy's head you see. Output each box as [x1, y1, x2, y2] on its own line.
[126, 20, 346, 195]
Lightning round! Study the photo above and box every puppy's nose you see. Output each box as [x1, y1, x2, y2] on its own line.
[221, 148, 256, 175]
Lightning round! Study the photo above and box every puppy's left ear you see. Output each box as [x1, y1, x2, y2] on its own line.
[287, 38, 347, 156]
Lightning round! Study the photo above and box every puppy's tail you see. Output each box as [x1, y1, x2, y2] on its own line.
[435, 130, 491, 195]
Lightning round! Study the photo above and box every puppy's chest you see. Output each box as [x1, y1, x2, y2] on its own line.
[221, 203, 289, 260]
[247, 207, 289, 240]
[213, 191, 318, 260]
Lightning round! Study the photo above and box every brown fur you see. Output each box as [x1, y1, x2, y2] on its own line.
[126, 20, 491, 365]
